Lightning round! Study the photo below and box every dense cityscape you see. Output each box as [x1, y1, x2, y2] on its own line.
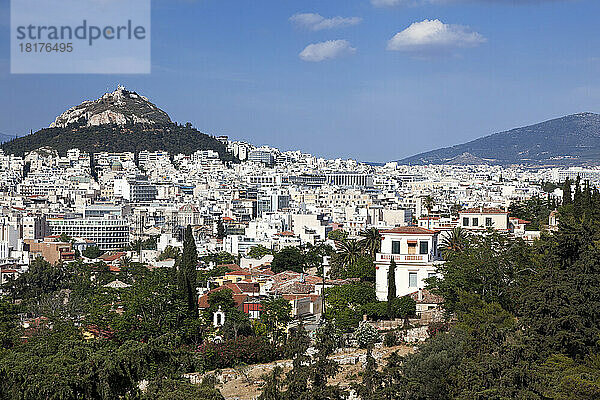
[0, 87, 599, 399]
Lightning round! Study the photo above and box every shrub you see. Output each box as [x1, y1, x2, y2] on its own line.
[196, 336, 280, 371]
[384, 331, 398, 347]
[354, 321, 382, 349]
[361, 301, 387, 321]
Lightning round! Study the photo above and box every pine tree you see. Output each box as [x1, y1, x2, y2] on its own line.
[387, 258, 397, 320]
[180, 225, 198, 318]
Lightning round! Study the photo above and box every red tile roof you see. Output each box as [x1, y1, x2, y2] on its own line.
[381, 226, 437, 235]
[461, 207, 508, 214]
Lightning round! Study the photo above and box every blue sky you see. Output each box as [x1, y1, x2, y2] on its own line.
[1, 0, 599, 162]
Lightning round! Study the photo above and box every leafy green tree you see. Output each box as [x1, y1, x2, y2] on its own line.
[258, 366, 284, 400]
[247, 245, 273, 259]
[325, 283, 377, 332]
[284, 324, 311, 398]
[207, 288, 236, 313]
[390, 295, 416, 321]
[82, 245, 102, 259]
[260, 297, 292, 345]
[7, 258, 69, 302]
[562, 177, 572, 205]
[426, 231, 531, 313]
[270, 247, 305, 274]
[142, 377, 225, 400]
[222, 309, 252, 340]
[158, 245, 181, 261]
[0, 297, 19, 349]
[327, 229, 348, 242]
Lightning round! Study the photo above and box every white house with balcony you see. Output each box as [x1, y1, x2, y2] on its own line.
[375, 226, 443, 301]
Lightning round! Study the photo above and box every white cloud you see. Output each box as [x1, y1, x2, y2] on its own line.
[371, 0, 409, 6]
[387, 19, 485, 54]
[290, 13, 362, 31]
[299, 40, 356, 62]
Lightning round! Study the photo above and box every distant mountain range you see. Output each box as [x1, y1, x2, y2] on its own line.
[1, 87, 236, 161]
[398, 112, 600, 166]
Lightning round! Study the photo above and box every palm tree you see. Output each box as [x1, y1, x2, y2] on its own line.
[423, 195, 435, 216]
[440, 227, 470, 254]
[335, 239, 362, 268]
[358, 228, 382, 257]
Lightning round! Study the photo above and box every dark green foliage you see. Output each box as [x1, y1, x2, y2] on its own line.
[325, 283, 377, 332]
[327, 229, 348, 242]
[387, 258, 396, 319]
[158, 245, 181, 261]
[260, 297, 292, 345]
[389, 295, 416, 320]
[0, 327, 202, 400]
[179, 225, 198, 318]
[216, 220, 226, 239]
[0, 297, 19, 349]
[509, 195, 553, 230]
[142, 377, 226, 400]
[383, 331, 397, 347]
[270, 246, 305, 273]
[331, 254, 375, 281]
[358, 228, 382, 257]
[82, 245, 102, 259]
[6, 257, 69, 302]
[196, 336, 279, 371]
[1, 123, 237, 162]
[426, 230, 531, 313]
[247, 245, 273, 259]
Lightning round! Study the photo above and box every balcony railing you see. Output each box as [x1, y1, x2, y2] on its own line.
[376, 253, 432, 263]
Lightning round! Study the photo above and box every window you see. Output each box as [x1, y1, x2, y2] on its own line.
[407, 242, 417, 255]
[486, 217, 493, 227]
[409, 272, 418, 287]
[392, 241, 401, 254]
[463, 217, 469, 226]
[472, 218, 479, 226]
[419, 241, 429, 255]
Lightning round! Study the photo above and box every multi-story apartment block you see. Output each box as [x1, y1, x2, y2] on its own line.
[47, 216, 129, 251]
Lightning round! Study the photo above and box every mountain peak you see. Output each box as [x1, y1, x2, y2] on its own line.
[399, 112, 600, 166]
[50, 86, 172, 128]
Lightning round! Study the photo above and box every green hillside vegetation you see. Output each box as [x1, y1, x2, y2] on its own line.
[1, 123, 237, 162]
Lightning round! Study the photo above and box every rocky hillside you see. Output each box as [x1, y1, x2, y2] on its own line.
[2, 87, 236, 161]
[50, 86, 172, 128]
[399, 112, 600, 166]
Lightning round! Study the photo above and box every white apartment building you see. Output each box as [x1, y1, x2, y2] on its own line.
[48, 217, 129, 251]
[114, 177, 158, 202]
[375, 226, 443, 301]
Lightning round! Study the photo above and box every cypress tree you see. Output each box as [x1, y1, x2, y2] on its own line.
[387, 258, 397, 319]
[574, 175, 582, 209]
[180, 225, 198, 318]
[562, 178, 572, 206]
